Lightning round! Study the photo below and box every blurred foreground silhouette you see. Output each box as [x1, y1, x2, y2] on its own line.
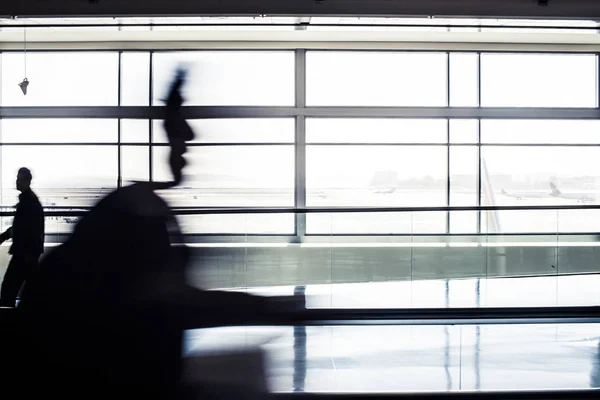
[2, 70, 303, 400]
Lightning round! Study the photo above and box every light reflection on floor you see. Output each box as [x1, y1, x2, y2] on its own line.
[226, 273, 600, 309]
[185, 323, 600, 393]
[183, 274, 600, 393]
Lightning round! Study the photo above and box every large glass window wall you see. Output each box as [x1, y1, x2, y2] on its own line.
[0, 50, 598, 235]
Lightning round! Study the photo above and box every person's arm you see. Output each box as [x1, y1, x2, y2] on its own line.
[135, 265, 304, 329]
[130, 213, 305, 328]
[168, 285, 305, 329]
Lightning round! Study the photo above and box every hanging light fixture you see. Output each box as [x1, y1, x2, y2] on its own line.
[18, 27, 28, 95]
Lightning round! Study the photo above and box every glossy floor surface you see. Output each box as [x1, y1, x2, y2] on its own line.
[185, 274, 600, 393]
[234, 273, 600, 309]
[184, 323, 600, 393]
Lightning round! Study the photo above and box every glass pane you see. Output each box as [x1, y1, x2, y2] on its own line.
[153, 146, 294, 206]
[152, 118, 294, 143]
[483, 146, 599, 204]
[482, 146, 599, 232]
[482, 120, 600, 144]
[481, 53, 597, 107]
[558, 209, 600, 233]
[152, 51, 294, 106]
[449, 119, 478, 144]
[450, 146, 478, 233]
[307, 211, 446, 234]
[121, 119, 149, 143]
[177, 214, 294, 235]
[44, 215, 81, 235]
[0, 119, 117, 143]
[450, 146, 479, 233]
[120, 52, 150, 106]
[450, 53, 479, 107]
[306, 119, 447, 143]
[306, 145, 447, 207]
[306, 52, 448, 106]
[0, 146, 117, 207]
[1, 52, 118, 106]
[121, 146, 149, 184]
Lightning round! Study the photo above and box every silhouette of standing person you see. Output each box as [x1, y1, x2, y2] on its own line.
[17, 70, 301, 400]
[0, 167, 44, 307]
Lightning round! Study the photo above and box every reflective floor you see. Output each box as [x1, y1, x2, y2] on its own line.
[234, 273, 600, 309]
[184, 323, 600, 393]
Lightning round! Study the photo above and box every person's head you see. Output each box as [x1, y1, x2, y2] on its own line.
[16, 167, 32, 192]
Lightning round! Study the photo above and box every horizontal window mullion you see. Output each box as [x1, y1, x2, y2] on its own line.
[0, 142, 295, 146]
[0, 106, 299, 119]
[309, 142, 448, 146]
[301, 107, 600, 119]
[2, 106, 600, 119]
[150, 142, 293, 146]
[480, 143, 600, 146]
[0, 142, 119, 146]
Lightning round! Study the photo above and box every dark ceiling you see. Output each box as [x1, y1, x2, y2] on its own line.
[3, 0, 600, 19]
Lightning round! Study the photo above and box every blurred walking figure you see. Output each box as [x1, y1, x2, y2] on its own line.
[0, 167, 44, 307]
[16, 70, 302, 400]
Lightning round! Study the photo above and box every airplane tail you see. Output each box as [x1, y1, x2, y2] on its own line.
[501, 189, 507, 195]
[481, 158, 502, 233]
[550, 182, 561, 196]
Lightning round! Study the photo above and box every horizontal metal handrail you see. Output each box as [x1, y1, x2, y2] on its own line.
[0, 22, 599, 31]
[3, 106, 600, 120]
[3, 306, 600, 327]
[1, 204, 600, 217]
[273, 390, 600, 400]
[243, 306, 600, 327]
